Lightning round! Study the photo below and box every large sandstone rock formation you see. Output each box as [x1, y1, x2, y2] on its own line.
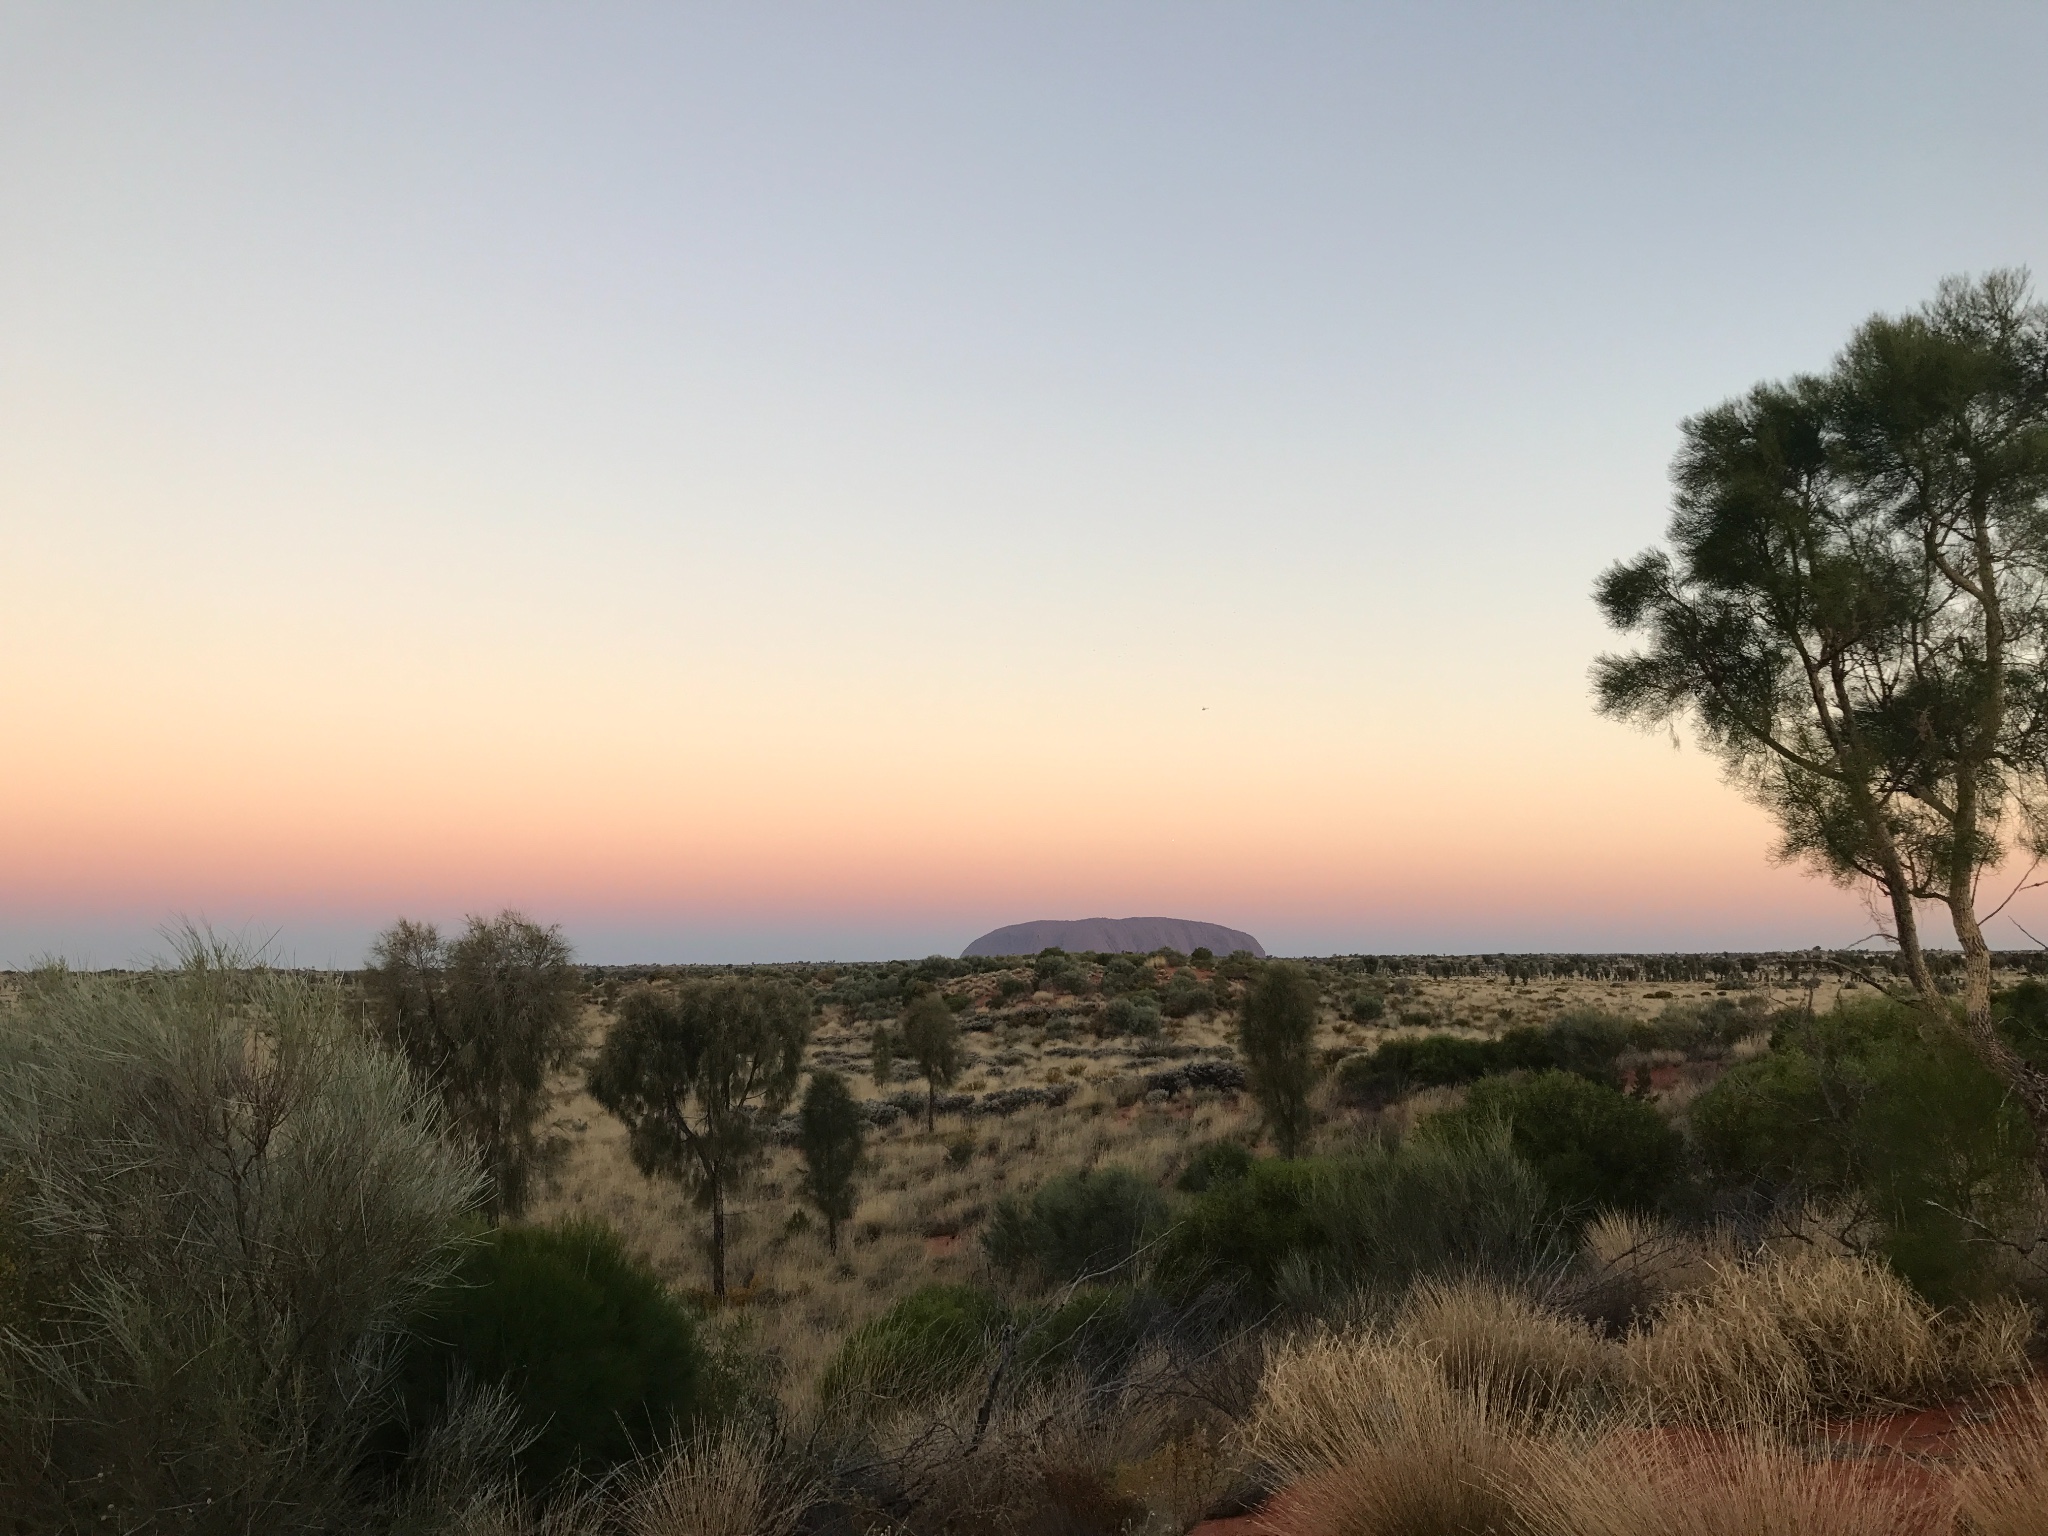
[961, 917, 1266, 960]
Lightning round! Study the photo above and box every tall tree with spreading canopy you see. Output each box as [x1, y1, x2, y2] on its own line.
[1595, 271, 2048, 1151]
[585, 977, 811, 1298]
[364, 911, 582, 1219]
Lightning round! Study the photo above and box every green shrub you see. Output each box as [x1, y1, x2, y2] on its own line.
[817, 1284, 1007, 1412]
[995, 975, 1029, 1004]
[1347, 992, 1386, 1024]
[1154, 1158, 1328, 1307]
[1014, 1286, 1163, 1384]
[1099, 995, 1162, 1037]
[1156, 1134, 1561, 1310]
[984, 1166, 1169, 1284]
[1161, 977, 1214, 1018]
[1691, 998, 2036, 1302]
[1308, 1129, 1563, 1299]
[401, 1219, 707, 1488]
[1421, 1070, 1683, 1217]
[1332, 1014, 1630, 1107]
[1176, 1139, 1255, 1193]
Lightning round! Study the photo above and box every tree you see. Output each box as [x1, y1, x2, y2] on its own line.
[1238, 961, 1321, 1157]
[797, 1069, 865, 1252]
[585, 978, 811, 1298]
[1594, 272, 2048, 1156]
[365, 911, 582, 1220]
[899, 990, 961, 1132]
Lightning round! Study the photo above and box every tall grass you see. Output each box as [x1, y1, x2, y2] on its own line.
[1622, 1248, 2032, 1424]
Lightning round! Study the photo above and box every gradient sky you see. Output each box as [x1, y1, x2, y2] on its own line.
[6, 4, 2048, 965]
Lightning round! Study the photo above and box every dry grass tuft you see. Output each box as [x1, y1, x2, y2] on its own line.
[619, 1424, 818, 1536]
[1623, 1248, 2032, 1425]
[1241, 1328, 1564, 1536]
[1949, 1378, 2048, 1536]
[1394, 1277, 1618, 1420]
[1512, 1430, 1946, 1536]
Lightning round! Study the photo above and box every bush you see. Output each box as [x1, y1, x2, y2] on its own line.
[1154, 1158, 1328, 1307]
[0, 952, 481, 1530]
[1176, 1139, 1255, 1193]
[817, 1284, 1007, 1413]
[1161, 977, 1214, 1018]
[1013, 1286, 1165, 1385]
[1347, 992, 1386, 1024]
[1156, 1132, 1560, 1309]
[1689, 998, 2037, 1301]
[1333, 1014, 1630, 1107]
[402, 1219, 709, 1487]
[984, 1166, 1169, 1284]
[1098, 995, 1162, 1037]
[1422, 1070, 1684, 1217]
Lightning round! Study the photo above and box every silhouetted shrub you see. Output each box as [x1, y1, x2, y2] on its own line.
[1333, 1013, 1632, 1107]
[1176, 1139, 1255, 1193]
[1421, 1070, 1683, 1218]
[817, 1284, 1007, 1412]
[402, 1218, 708, 1488]
[984, 1166, 1170, 1284]
[1155, 1158, 1327, 1307]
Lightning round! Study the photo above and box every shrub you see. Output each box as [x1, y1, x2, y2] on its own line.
[1157, 1132, 1560, 1309]
[817, 1284, 1007, 1413]
[983, 1166, 1170, 1284]
[402, 1219, 709, 1487]
[1013, 1286, 1164, 1385]
[995, 975, 1029, 1004]
[1333, 1015, 1630, 1107]
[1689, 998, 2037, 1301]
[1099, 995, 1162, 1037]
[1176, 1139, 1255, 1194]
[1239, 962, 1322, 1157]
[0, 952, 481, 1530]
[1422, 1070, 1684, 1217]
[619, 1423, 818, 1536]
[1395, 1278, 1616, 1420]
[1161, 977, 1213, 1018]
[1155, 1158, 1328, 1307]
[1347, 992, 1386, 1024]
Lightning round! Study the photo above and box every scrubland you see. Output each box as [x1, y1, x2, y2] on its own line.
[13, 945, 2048, 1535]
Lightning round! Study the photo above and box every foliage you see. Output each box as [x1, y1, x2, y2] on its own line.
[1012, 1286, 1164, 1386]
[366, 911, 582, 1220]
[0, 948, 482, 1532]
[401, 1219, 708, 1489]
[983, 1165, 1170, 1285]
[1347, 991, 1386, 1024]
[1175, 1139, 1255, 1194]
[900, 991, 962, 1131]
[1098, 994, 1162, 1037]
[1237, 961, 1322, 1157]
[1160, 975, 1214, 1018]
[1690, 997, 2037, 1301]
[797, 1069, 865, 1253]
[1593, 270, 2048, 1106]
[1156, 1132, 1561, 1310]
[1421, 1069, 1685, 1218]
[1335, 1011, 1632, 1106]
[816, 1284, 1008, 1414]
[586, 977, 812, 1298]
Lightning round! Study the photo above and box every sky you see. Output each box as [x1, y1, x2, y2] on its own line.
[5, 3, 2048, 966]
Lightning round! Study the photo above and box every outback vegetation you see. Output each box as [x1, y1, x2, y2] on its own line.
[8, 274, 2048, 1534]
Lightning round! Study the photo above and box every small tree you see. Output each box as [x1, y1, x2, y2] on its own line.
[900, 990, 961, 1132]
[364, 911, 582, 1220]
[1238, 961, 1321, 1157]
[585, 978, 811, 1298]
[797, 1070, 865, 1252]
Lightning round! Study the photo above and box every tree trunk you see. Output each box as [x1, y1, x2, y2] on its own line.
[826, 1214, 839, 1254]
[1948, 893, 2048, 1181]
[709, 1176, 727, 1300]
[925, 1078, 935, 1133]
